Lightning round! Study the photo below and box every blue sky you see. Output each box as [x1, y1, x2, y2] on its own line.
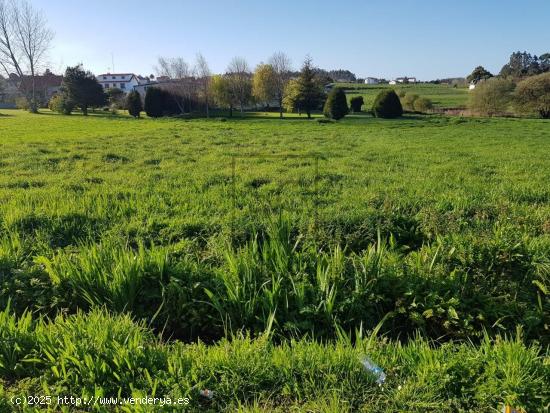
[33, 0, 550, 80]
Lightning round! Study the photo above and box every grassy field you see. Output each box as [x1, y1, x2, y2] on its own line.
[337, 83, 470, 109]
[1, 109, 549, 411]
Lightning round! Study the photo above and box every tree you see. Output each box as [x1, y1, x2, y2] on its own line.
[126, 90, 142, 118]
[211, 74, 235, 117]
[195, 53, 211, 118]
[468, 77, 515, 116]
[467, 66, 493, 84]
[350, 96, 364, 112]
[48, 93, 74, 115]
[372, 90, 403, 118]
[0, 0, 53, 113]
[323, 87, 348, 120]
[268, 52, 292, 118]
[500, 51, 545, 78]
[293, 57, 325, 118]
[62, 65, 106, 115]
[514, 72, 550, 118]
[156, 56, 196, 113]
[227, 57, 252, 114]
[252, 63, 276, 108]
[282, 78, 300, 114]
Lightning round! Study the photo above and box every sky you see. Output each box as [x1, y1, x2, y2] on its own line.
[32, 0, 550, 80]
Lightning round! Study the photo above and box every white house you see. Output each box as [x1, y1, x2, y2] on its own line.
[364, 77, 379, 84]
[96, 73, 140, 93]
[389, 80, 397, 85]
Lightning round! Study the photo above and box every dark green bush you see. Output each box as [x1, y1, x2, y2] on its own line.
[144, 87, 163, 118]
[372, 90, 403, 118]
[350, 96, 364, 112]
[323, 88, 349, 120]
[126, 91, 143, 118]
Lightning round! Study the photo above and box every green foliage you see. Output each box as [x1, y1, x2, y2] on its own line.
[514, 72, 550, 118]
[467, 66, 493, 84]
[14, 96, 29, 110]
[469, 78, 515, 116]
[350, 96, 364, 112]
[413, 97, 433, 112]
[62, 65, 107, 115]
[372, 89, 403, 118]
[106, 87, 125, 109]
[144, 87, 163, 118]
[252, 63, 276, 106]
[396, 89, 406, 98]
[48, 94, 74, 115]
[126, 90, 143, 118]
[290, 57, 325, 118]
[323, 87, 349, 120]
[402, 92, 419, 111]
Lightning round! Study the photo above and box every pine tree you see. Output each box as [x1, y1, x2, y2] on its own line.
[294, 58, 325, 118]
[62, 65, 106, 115]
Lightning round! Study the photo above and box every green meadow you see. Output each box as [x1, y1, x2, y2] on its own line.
[338, 83, 470, 109]
[1, 109, 549, 411]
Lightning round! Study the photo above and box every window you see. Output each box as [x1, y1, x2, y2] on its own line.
[112, 76, 116, 79]
[104, 83, 109, 88]
[120, 83, 125, 89]
[102, 76, 107, 80]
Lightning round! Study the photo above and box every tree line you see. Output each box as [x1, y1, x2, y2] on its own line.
[467, 51, 550, 118]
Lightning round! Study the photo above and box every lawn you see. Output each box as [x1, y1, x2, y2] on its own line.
[337, 82, 470, 109]
[0, 109, 549, 411]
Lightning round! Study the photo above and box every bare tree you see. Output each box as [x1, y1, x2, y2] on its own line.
[0, 0, 53, 112]
[155, 56, 197, 113]
[195, 52, 211, 117]
[269, 52, 292, 118]
[227, 56, 251, 114]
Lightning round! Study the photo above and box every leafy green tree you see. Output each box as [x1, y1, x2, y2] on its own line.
[292, 57, 325, 118]
[467, 66, 493, 84]
[323, 87, 348, 120]
[126, 91, 142, 118]
[514, 72, 550, 118]
[500, 51, 545, 78]
[372, 89, 403, 118]
[144, 87, 163, 118]
[350, 96, 364, 112]
[252, 64, 276, 108]
[282, 79, 300, 114]
[469, 77, 515, 116]
[61, 65, 106, 115]
[211, 74, 236, 117]
[227, 57, 252, 114]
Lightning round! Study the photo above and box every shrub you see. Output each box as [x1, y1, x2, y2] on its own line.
[48, 94, 74, 115]
[514, 72, 550, 118]
[350, 96, 364, 112]
[144, 87, 163, 118]
[372, 89, 403, 118]
[402, 92, 419, 111]
[323, 88, 349, 120]
[397, 89, 406, 98]
[15, 97, 29, 110]
[126, 91, 143, 118]
[469, 78, 515, 116]
[413, 97, 433, 113]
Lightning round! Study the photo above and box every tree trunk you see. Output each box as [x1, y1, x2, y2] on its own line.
[82, 105, 88, 116]
[306, 109, 311, 119]
[278, 96, 283, 119]
[205, 96, 209, 118]
[229, 105, 233, 118]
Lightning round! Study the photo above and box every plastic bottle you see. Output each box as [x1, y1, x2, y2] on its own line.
[360, 356, 386, 385]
